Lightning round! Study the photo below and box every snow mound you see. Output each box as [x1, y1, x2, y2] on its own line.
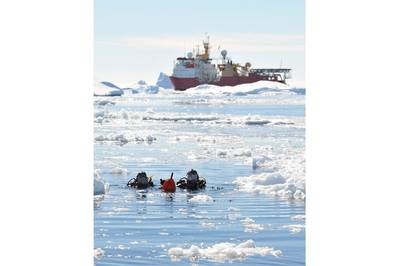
[94, 81, 123, 97]
[156, 72, 174, 89]
[168, 240, 282, 262]
[233, 173, 305, 201]
[189, 194, 213, 203]
[94, 171, 109, 195]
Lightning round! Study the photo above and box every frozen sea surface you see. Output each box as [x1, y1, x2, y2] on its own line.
[94, 83, 305, 265]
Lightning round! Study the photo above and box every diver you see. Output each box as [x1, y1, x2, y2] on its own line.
[160, 172, 176, 192]
[127, 172, 154, 189]
[177, 169, 206, 190]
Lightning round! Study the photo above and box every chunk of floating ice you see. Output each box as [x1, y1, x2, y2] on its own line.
[94, 248, 104, 259]
[95, 133, 128, 144]
[240, 217, 266, 232]
[95, 99, 115, 106]
[282, 224, 305, 234]
[110, 167, 128, 175]
[186, 80, 291, 96]
[94, 171, 109, 195]
[228, 207, 240, 212]
[168, 240, 282, 262]
[94, 82, 123, 97]
[233, 149, 252, 157]
[252, 155, 272, 169]
[291, 214, 306, 221]
[233, 173, 306, 201]
[188, 194, 213, 203]
[200, 222, 216, 229]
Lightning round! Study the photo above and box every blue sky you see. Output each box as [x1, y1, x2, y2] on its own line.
[95, 0, 304, 86]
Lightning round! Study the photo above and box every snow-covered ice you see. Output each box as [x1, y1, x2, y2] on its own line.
[240, 217, 267, 232]
[291, 214, 306, 221]
[156, 72, 174, 89]
[233, 172, 305, 201]
[168, 240, 282, 262]
[94, 171, 109, 195]
[282, 224, 305, 234]
[188, 194, 213, 203]
[94, 248, 105, 259]
[94, 82, 123, 97]
[110, 167, 129, 175]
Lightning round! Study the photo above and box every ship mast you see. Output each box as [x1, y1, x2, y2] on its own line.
[202, 34, 210, 60]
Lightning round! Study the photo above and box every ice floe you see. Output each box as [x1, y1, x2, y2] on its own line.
[123, 81, 162, 94]
[240, 217, 267, 232]
[233, 172, 305, 201]
[94, 248, 105, 259]
[168, 240, 282, 262]
[94, 81, 123, 97]
[110, 167, 129, 175]
[185, 80, 294, 96]
[252, 155, 273, 170]
[94, 99, 115, 106]
[200, 221, 217, 229]
[156, 72, 174, 89]
[282, 224, 305, 234]
[94, 171, 109, 195]
[95, 133, 129, 144]
[94, 133, 156, 145]
[188, 194, 213, 203]
[291, 214, 306, 221]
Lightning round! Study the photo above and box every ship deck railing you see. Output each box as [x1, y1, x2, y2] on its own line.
[250, 68, 292, 79]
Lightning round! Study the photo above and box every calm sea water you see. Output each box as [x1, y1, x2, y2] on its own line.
[94, 91, 305, 265]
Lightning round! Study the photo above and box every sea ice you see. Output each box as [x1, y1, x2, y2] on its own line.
[94, 171, 109, 195]
[185, 80, 291, 96]
[240, 217, 267, 232]
[94, 248, 105, 259]
[200, 221, 217, 229]
[233, 172, 305, 201]
[94, 82, 123, 97]
[94, 99, 115, 106]
[291, 214, 306, 221]
[168, 240, 282, 262]
[282, 224, 305, 234]
[94, 133, 129, 144]
[156, 72, 174, 89]
[188, 194, 213, 203]
[110, 167, 128, 175]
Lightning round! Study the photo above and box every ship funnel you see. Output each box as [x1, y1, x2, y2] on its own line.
[221, 49, 227, 59]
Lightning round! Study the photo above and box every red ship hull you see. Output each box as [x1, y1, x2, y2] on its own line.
[170, 74, 285, 91]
